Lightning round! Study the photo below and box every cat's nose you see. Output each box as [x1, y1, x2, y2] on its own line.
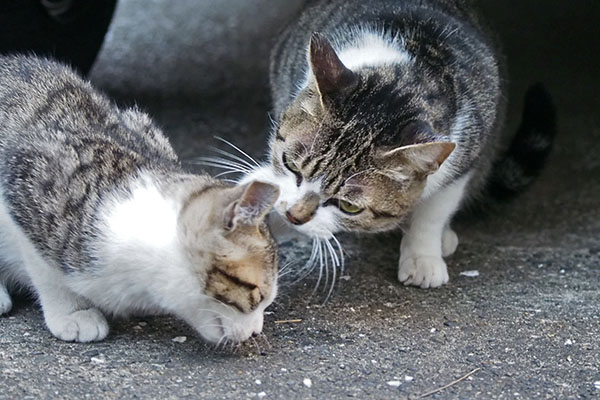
[286, 210, 305, 225]
[286, 192, 320, 225]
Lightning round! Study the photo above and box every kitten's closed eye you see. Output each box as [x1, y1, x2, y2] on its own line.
[282, 153, 303, 186]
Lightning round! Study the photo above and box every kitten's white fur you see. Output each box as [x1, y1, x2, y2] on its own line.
[0, 174, 271, 343]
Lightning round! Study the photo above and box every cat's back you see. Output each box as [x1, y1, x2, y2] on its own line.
[0, 55, 177, 169]
[0, 55, 179, 269]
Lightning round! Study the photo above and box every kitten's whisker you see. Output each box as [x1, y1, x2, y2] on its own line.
[324, 238, 338, 303]
[258, 333, 272, 351]
[214, 136, 260, 167]
[209, 147, 256, 170]
[331, 234, 345, 276]
[194, 157, 251, 173]
[311, 240, 325, 296]
[250, 336, 262, 355]
[322, 239, 330, 295]
[214, 170, 245, 178]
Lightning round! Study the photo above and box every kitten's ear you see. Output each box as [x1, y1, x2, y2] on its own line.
[378, 142, 456, 177]
[309, 32, 358, 104]
[227, 181, 280, 229]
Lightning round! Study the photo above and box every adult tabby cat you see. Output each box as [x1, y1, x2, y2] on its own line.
[0, 55, 280, 343]
[241, 0, 555, 288]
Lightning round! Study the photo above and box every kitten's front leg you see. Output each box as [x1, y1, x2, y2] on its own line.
[398, 174, 470, 288]
[22, 253, 109, 342]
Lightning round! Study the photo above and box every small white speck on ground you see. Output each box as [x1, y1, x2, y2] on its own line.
[564, 339, 573, 346]
[23, 332, 30, 337]
[258, 392, 266, 398]
[172, 336, 187, 343]
[405, 376, 414, 382]
[138, 321, 148, 326]
[340, 275, 351, 281]
[430, 328, 437, 333]
[594, 381, 600, 390]
[459, 270, 480, 277]
[386, 380, 402, 387]
[560, 269, 566, 274]
[303, 378, 312, 388]
[90, 356, 105, 364]
[280, 368, 287, 372]
[255, 379, 261, 385]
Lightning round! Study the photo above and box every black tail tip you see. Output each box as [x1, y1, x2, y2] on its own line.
[522, 83, 557, 136]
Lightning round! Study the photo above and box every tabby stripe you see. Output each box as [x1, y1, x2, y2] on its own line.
[215, 269, 258, 291]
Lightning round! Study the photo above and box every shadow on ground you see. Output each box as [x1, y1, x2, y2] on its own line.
[1, 0, 598, 399]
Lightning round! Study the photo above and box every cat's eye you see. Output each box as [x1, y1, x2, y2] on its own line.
[282, 153, 303, 186]
[338, 200, 363, 215]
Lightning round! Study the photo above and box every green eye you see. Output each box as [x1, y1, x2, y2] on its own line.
[282, 153, 299, 172]
[339, 200, 363, 215]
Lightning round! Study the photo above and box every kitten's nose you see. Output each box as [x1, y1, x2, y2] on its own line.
[286, 192, 319, 225]
[286, 210, 305, 225]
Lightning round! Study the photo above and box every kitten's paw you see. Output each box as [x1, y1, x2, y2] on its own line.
[46, 308, 109, 342]
[398, 255, 449, 288]
[0, 286, 12, 315]
[441, 227, 459, 257]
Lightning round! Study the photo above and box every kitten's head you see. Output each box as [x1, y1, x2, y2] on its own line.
[244, 33, 455, 238]
[178, 180, 280, 344]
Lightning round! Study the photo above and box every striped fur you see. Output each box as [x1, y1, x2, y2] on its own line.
[0, 55, 279, 343]
[243, 0, 555, 288]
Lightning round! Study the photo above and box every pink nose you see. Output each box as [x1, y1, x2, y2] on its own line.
[286, 210, 307, 225]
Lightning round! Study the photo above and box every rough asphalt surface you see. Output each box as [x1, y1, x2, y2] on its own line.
[1, 1, 599, 399]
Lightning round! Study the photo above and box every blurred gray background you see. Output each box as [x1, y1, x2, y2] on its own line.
[1, 1, 599, 399]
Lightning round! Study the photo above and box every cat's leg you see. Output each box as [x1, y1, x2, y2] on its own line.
[0, 280, 12, 314]
[22, 252, 109, 342]
[398, 174, 470, 288]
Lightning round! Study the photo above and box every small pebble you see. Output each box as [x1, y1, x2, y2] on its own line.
[258, 392, 266, 398]
[255, 379, 262, 385]
[564, 339, 573, 346]
[405, 376, 414, 382]
[172, 336, 187, 343]
[280, 368, 288, 372]
[430, 328, 437, 333]
[138, 321, 148, 326]
[303, 378, 312, 388]
[459, 270, 480, 277]
[340, 275, 351, 281]
[386, 380, 401, 387]
[594, 381, 600, 390]
[90, 356, 105, 364]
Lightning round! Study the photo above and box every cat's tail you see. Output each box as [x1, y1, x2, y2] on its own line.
[485, 83, 557, 202]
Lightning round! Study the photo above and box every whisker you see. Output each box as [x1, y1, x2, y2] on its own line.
[324, 238, 338, 303]
[331, 234, 345, 277]
[258, 333, 272, 351]
[209, 146, 256, 170]
[214, 136, 260, 167]
[311, 240, 325, 297]
[250, 336, 262, 355]
[194, 156, 251, 173]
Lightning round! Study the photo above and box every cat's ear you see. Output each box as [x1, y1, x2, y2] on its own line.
[309, 32, 358, 105]
[227, 181, 280, 229]
[377, 142, 456, 177]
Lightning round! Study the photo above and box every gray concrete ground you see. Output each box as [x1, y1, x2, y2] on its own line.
[1, 1, 599, 399]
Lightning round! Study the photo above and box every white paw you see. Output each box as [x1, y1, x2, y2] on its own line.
[398, 255, 449, 288]
[441, 227, 459, 257]
[0, 287, 12, 315]
[46, 308, 109, 342]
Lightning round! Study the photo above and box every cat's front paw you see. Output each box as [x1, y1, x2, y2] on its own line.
[441, 227, 459, 257]
[0, 286, 12, 315]
[45, 308, 109, 342]
[398, 255, 449, 288]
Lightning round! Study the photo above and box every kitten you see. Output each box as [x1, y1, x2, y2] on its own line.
[241, 0, 556, 288]
[0, 55, 280, 344]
